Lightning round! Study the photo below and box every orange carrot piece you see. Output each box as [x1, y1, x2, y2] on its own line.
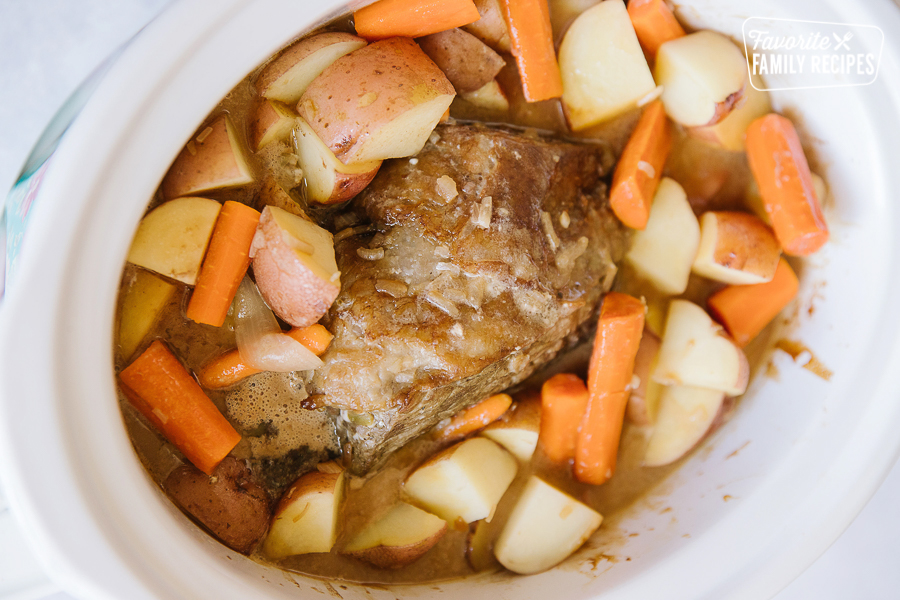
[501, 0, 562, 102]
[437, 393, 513, 441]
[627, 0, 685, 58]
[575, 292, 645, 485]
[708, 258, 799, 347]
[119, 341, 241, 475]
[354, 0, 481, 40]
[186, 201, 261, 327]
[539, 373, 589, 464]
[198, 325, 334, 389]
[286, 324, 334, 356]
[745, 114, 829, 256]
[197, 349, 260, 390]
[609, 100, 672, 230]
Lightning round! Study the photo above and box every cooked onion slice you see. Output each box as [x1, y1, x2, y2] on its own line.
[234, 278, 323, 372]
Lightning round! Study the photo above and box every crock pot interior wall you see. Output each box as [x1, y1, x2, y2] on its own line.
[4, 0, 900, 599]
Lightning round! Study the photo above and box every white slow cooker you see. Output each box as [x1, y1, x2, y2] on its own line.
[3, 0, 900, 598]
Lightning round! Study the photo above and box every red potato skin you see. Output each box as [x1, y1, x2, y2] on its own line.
[256, 176, 309, 219]
[626, 330, 660, 426]
[251, 99, 295, 150]
[464, 0, 511, 51]
[297, 37, 455, 164]
[249, 208, 340, 327]
[708, 211, 781, 280]
[165, 457, 271, 555]
[417, 28, 506, 93]
[327, 167, 381, 204]
[161, 115, 252, 200]
[255, 32, 367, 98]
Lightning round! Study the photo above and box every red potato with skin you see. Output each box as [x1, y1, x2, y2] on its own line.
[342, 502, 447, 569]
[165, 457, 271, 555]
[689, 83, 772, 152]
[161, 115, 254, 200]
[297, 37, 456, 166]
[463, 0, 511, 51]
[256, 32, 367, 104]
[250, 206, 341, 327]
[256, 176, 309, 219]
[251, 99, 296, 150]
[626, 330, 662, 426]
[643, 385, 726, 466]
[293, 117, 382, 204]
[418, 28, 506, 93]
[126, 197, 221, 285]
[692, 211, 782, 285]
[652, 299, 749, 397]
[263, 470, 345, 559]
[655, 31, 748, 127]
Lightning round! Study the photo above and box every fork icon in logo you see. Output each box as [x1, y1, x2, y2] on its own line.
[833, 31, 853, 50]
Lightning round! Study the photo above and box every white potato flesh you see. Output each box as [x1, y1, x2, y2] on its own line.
[251, 99, 296, 150]
[652, 300, 749, 396]
[494, 476, 602, 575]
[127, 197, 221, 285]
[342, 502, 447, 568]
[460, 79, 510, 112]
[644, 385, 725, 467]
[655, 31, 748, 127]
[689, 82, 771, 151]
[298, 37, 455, 165]
[559, 0, 656, 130]
[481, 428, 539, 463]
[480, 393, 541, 462]
[257, 32, 366, 104]
[117, 269, 176, 361]
[626, 330, 663, 426]
[293, 117, 381, 204]
[263, 471, 344, 559]
[624, 177, 699, 296]
[404, 437, 517, 524]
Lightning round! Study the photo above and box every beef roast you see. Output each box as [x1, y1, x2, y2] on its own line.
[310, 124, 630, 474]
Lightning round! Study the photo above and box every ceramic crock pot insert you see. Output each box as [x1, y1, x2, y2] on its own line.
[3, 0, 900, 599]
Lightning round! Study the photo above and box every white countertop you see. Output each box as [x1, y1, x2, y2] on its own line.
[2, 1, 900, 598]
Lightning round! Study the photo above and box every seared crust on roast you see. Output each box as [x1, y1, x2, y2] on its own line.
[310, 124, 629, 473]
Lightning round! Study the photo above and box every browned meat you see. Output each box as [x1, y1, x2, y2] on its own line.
[164, 457, 271, 554]
[310, 124, 630, 474]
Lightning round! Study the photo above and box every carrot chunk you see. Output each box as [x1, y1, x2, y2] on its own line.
[437, 393, 513, 441]
[286, 324, 334, 356]
[539, 373, 589, 464]
[500, 0, 563, 102]
[627, 0, 686, 58]
[186, 201, 261, 327]
[575, 292, 645, 485]
[354, 0, 481, 40]
[745, 114, 828, 256]
[198, 325, 334, 389]
[610, 100, 672, 230]
[708, 258, 800, 347]
[119, 341, 241, 475]
[197, 349, 259, 390]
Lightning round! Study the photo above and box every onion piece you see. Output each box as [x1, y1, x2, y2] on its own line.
[234, 277, 323, 372]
